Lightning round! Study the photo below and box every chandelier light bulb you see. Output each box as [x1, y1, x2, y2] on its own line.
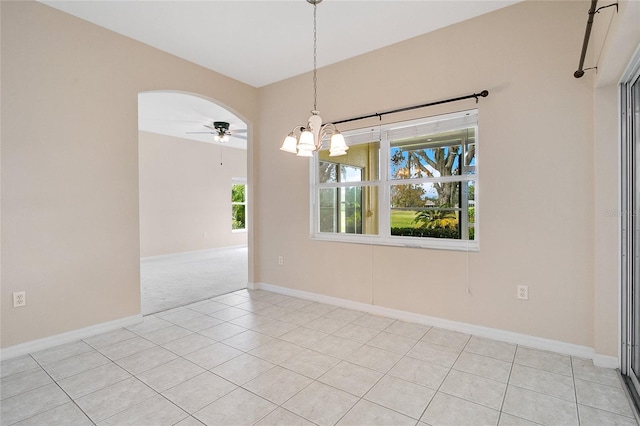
[329, 135, 348, 156]
[297, 149, 314, 157]
[297, 130, 316, 151]
[280, 134, 299, 153]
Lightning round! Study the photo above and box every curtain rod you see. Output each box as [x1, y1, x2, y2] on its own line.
[574, 1, 618, 78]
[328, 90, 489, 126]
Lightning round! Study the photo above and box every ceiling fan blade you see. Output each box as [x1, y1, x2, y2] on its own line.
[186, 131, 215, 134]
[231, 129, 247, 134]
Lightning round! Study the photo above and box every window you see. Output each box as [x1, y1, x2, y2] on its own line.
[231, 180, 246, 231]
[312, 110, 478, 250]
[317, 141, 380, 236]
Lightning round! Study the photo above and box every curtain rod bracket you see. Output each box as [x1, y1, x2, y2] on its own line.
[574, 66, 598, 78]
[593, 3, 618, 14]
[574, 1, 617, 78]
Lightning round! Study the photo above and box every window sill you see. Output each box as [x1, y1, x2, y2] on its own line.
[311, 233, 479, 252]
[232, 229, 247, 234]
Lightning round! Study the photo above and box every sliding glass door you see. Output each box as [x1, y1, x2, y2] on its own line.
[622, 62, 640, 408]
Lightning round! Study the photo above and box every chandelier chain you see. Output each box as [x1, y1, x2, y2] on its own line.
[313, 1, 318, 112]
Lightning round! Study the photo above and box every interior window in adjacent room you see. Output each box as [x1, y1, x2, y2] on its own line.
[232, 179, 247, 231]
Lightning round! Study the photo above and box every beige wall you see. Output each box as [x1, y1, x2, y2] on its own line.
[2, 0, 638, 358]
[592, 0, 640, 356]
[139, 131, 247, 257]
[0, 1, 258, 348]
[255, 1, 606, 350]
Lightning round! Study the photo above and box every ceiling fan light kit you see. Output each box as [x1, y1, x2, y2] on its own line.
[187, 120, 247, 143]
[212, 121, 230, 142]
[280, 0, 348, 158]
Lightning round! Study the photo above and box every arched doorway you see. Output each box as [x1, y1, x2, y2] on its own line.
[138, 91, 249, 314]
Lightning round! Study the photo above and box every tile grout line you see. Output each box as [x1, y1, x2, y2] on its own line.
[165, 366, 239, 422]
[27, 353, 97, 426]
[35, 333, 194, 425]
[415, 332, 471, 423]
[326, 319, 426, 425]
[571, 356, 582, 425]
[495, 343, 517, 426]
[191, 303, 329, 424]
[234, 314, 414, 424]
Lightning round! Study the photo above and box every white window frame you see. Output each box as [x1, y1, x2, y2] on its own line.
[310, 110, 479, 251]
[232, 178, 247, 233]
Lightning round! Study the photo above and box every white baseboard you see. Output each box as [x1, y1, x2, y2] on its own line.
[0, 314, 143, 361]
[255, 282, 619, 369]
[593, 353, 620, 369]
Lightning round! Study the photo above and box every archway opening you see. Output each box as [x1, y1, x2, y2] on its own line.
[138, 91, 249, 314]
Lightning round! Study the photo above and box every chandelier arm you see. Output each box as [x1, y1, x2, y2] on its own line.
[290, 125, 305, 134]
[316, 123, 338, 150]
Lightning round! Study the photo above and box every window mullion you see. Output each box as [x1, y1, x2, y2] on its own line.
[460, 135, 469, 240]
[390, 175, 475, 185]
[380, 133, 391, 239]
[310, 156, 318, 235]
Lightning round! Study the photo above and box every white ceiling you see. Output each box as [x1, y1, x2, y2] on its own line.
[41, 0, 521, 149]
[138, 92, 248, 149]
[41, 0, 521, 88]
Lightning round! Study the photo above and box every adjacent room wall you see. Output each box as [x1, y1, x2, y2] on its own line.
[256, 1, 603, 351]
[0, 1, 258, 349]
[139, 131, 247, 257]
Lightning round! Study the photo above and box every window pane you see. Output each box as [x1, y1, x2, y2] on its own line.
[318, 186, 378, 235]
[391, 182, 461, 209]
[390, 128, 475, 179]
[318, 141, 380, 181]
[232, 204, 245, 230]
[231, 184, 245, 202]
[342, 186, 362, 233]
[390, 182, 473, 240]
[340, 165, 362, 182]
[464, 140, 476, 175]
[319, 188, 337, 232]
[467, 180, 476, 241]
[319, 162, 337, 183]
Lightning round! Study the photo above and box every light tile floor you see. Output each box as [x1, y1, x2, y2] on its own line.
[1, 289, 638, 426]
[141, 247, 248, 314]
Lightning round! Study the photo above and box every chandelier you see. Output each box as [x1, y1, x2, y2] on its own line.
[280, 0, 348, 158]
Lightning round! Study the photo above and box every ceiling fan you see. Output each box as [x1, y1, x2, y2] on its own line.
[187, 121, 247, 142]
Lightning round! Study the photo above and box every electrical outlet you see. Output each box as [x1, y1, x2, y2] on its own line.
[278, 256, 284, 266]
[517, 285, 529, 300]
[13, 291, 26, 308]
